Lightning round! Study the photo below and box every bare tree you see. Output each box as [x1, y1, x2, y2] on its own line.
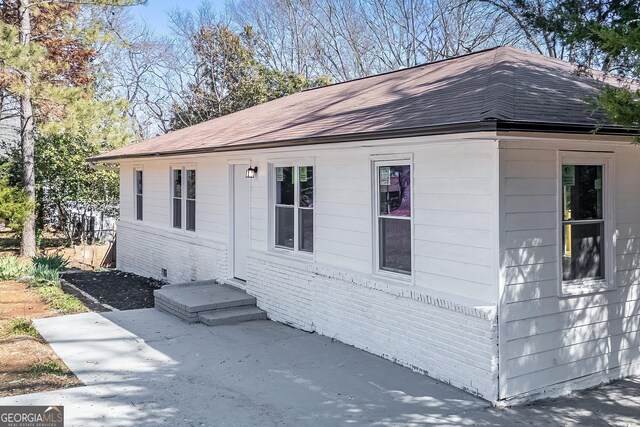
[470, 0, 577, 60]
[91, 7, 182, 137]
[85, 0, 531, 139]
[228, 0, 522, 81]
[229, 0, 316, 77]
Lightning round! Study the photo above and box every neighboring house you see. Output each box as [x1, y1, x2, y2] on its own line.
[90, 46, 640, 404]
[0, 112, 20, 157]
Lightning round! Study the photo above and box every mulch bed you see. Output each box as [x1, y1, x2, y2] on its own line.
[60, 270, 164, 311]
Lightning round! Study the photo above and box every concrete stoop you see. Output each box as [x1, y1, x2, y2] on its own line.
[154, 280, 267, 325]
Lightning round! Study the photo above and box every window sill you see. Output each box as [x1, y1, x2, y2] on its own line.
[374, 269, 413, 285]
[561, 279, 616, 297]
[269, 247, 314, 263]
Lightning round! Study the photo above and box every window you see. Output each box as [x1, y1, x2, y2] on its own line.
[171, 167, 196, 231]
[375, 163, 412, 275]
[135, 169, 143, 221]
[562, 164, 605, 282]
[172, 169, 182, 229]
[186, 170, 196, 231]
[560, 154, 614, 294]
[274, 165, 313, 253]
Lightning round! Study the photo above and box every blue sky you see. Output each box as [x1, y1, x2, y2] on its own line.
[132, 0, 226, 36]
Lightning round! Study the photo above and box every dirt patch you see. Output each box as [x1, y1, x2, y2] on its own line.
[1, 226, 112, 270]
[0, 337, 81, 397]
[0, 281, 56, 320]
[0, 228, 20, 257]
[0, 227, 68, 258]
[0, 281, 82, 397]
[61, 270, 164, 310]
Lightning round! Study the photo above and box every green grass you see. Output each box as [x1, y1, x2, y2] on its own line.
[4, 318, 38, 338]
[28, 361, 66, 376]
[36, 286, 87, 314]
[2, 318, 38, 339]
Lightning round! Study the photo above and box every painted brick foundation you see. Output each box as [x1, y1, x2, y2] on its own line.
[117, 222, 499, 402]
[117, 222, 227, 283]
[244, 251, 499, 401]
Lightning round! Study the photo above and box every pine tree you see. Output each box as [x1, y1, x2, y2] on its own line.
[170, 24, 330, 130]
[0, 0, 138, 255]
[489, 0, 639, 135]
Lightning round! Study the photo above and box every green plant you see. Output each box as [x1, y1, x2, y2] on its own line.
[0, 255, 29, 280]
[0, 179, 35, 233]
[5, 318, 38, 338]
[28, 361, 65, 376]
[30, 264, 60, 286]
[36, 286, 87, 314]
[32, 254, 69, 272]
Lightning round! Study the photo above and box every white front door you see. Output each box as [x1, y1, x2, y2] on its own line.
[232, 164, 251, 281]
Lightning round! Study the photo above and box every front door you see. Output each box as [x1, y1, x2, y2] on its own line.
[232, 164, 251, 281]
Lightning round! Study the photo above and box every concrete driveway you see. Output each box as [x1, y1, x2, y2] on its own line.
[0, 309, 638, 426]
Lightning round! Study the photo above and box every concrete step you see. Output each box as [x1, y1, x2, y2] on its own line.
[154, 282, 256, 314]
[155, 298, 200, 323]
[198, 306, 267, 326]
[154, 280, 267, 326]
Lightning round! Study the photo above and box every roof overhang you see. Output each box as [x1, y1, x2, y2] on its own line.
[88, 119, 639, 164]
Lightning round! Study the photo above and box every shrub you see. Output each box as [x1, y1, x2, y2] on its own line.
[28, 361, 65, 376]
[0, 255, 29, 280]
[0, 179, 34, 233]
[32, 254, 69, 272]
[5, 318, 38, 338]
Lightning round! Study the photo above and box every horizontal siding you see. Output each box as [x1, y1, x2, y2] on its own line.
[119, 138, 500, 306]
[507, 314, 640, 360]
[506, 350, 640, 396]
[500, 145, 640, 399]
[504, 245, 557, 267]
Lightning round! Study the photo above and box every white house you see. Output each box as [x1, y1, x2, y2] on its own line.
[91, 46, 640, 404]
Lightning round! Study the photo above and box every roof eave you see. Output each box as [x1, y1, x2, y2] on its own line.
[89, 119, 640, 164]
[496, 120, 639, 136]
[89, 120, 499, 162]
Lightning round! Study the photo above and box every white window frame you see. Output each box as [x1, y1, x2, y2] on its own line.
[171, 167, 182, 229]
[373, 158, 414, 280]
[557, 151, 615, 296]
[269, 160, 315, 257]
[170, 164, 197, 232]
[185, 169, 197, 232]
[134, 166, 143, 221]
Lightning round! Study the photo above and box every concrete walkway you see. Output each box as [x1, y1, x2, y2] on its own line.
[0, 309, 638, 426]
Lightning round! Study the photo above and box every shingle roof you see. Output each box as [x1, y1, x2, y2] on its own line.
[92, 46, 631, 161]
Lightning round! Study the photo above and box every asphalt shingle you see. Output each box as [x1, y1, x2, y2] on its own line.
[93, 46, 630, 161]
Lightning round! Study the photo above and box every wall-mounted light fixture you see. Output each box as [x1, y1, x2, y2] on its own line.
[246, 166, 258, 179]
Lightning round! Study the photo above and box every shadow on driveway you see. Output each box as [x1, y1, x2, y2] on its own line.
[0, 309, 637, 426]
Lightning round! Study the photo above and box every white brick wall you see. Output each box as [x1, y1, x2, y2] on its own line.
[115, 136, 501, 403]
[117, 221, 227, 283]
[245, 251, 499, 401]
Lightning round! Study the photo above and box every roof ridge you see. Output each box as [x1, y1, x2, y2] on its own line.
[301, 46, 503, 94]
[479, 48, 501, 119]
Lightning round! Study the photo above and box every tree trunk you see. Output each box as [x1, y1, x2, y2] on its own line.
[19, 0, 36, 257]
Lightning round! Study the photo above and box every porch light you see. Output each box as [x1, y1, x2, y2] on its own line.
[246, 166, 258, 179]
